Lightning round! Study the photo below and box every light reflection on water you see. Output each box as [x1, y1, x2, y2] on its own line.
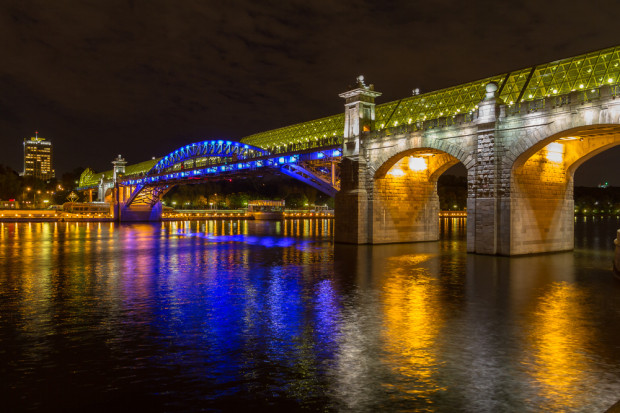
[0, 218, 619, 412]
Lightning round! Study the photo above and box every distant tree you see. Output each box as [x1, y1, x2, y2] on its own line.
[437, 174, 467, 210]
[196, 195, 208, 209]
[61, 167, 86, 190]
[285, 193, 308, 209]
[228, 192, 250, 209]
[574, 186, 620, 215]
[0, 165, 22, 199]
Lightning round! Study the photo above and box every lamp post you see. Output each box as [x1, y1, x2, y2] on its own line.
[23, 187, 31, 208]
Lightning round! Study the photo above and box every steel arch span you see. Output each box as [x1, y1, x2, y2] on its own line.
[149, 140, 269, 175]
[122, 141, 342, 209]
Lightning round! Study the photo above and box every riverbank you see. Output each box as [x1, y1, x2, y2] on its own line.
[0, 209, 336, 222]
[0, 210, 113, 222]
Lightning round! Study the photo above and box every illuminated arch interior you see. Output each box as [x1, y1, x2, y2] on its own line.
[372, 149, 462, 243]
[510, 125, 620, 253]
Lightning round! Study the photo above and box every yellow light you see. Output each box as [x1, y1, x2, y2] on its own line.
[545, 142, 564, 163]
[408, 157, 427, 171]
[386, 166, 405, 177]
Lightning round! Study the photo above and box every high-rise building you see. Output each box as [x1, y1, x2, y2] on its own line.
[22, 132, 55, 180]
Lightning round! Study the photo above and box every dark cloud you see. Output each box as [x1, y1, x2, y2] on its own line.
[0, 0, 618, 185]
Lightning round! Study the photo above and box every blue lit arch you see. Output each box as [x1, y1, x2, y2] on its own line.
[148, 140, 269, 176]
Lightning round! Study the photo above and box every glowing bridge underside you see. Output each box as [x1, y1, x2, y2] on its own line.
[123, 140, 342, 207]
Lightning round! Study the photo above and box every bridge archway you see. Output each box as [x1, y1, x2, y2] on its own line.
[371, 148, 463, 243]
[509, 124, 620, 254]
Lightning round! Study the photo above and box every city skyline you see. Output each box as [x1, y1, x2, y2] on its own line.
[0, 1, 619, 186]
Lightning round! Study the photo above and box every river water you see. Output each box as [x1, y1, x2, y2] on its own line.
[1, 218, 619, 412]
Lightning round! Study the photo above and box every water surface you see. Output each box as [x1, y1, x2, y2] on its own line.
[1, 218, 619, 412]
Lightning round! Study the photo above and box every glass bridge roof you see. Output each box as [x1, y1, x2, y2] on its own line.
[79, 158, 159, 188]
[241, 44, 620, 148]
[81, 44, 619, 187]
[238, 113, 345, 150]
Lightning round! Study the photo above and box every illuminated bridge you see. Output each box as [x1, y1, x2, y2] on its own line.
[79, 44, 620, 255]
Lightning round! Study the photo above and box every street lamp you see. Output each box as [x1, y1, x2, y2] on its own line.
[23, 187, 31, 207]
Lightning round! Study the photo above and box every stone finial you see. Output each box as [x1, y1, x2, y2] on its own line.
[357, 75, 366, 88]
[485, 82, 498, 100]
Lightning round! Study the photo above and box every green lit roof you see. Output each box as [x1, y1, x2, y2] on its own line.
[79, 158, 159, 187]
[240, 113, 344, 149]
[241, 45, 620, 147]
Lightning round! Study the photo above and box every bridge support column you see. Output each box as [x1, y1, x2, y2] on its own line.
[111, 185, 163, 222]
[466, 82, 510, 255]
[118, 202, 163, 222]
[335, 157, 371, 243]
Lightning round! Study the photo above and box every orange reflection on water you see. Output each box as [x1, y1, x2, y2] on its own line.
[381, 253, 447, 401]
[525, 281, 591, 410]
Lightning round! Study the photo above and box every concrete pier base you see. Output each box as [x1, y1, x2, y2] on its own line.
[114, 202, 163, 222]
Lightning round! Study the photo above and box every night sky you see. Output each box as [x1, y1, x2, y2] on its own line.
[1, 0, 618, 186]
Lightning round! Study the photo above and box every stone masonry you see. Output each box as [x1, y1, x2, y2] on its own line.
[335, 82, 620, 255]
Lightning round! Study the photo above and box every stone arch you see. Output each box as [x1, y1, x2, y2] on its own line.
[368, 145, 467, 244]
[507, 123, 620, 255]
[503, 109, 620, 169]
[370, 137, 471, 176]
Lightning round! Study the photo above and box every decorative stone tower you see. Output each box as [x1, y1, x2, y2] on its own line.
[112, 154, 127, 184]
[339, 75, 382, 157]
[335, 77, 381, 244]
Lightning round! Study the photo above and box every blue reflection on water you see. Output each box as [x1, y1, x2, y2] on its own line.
[174, 230, 311, 249]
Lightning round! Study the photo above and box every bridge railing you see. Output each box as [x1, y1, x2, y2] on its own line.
[505, 84, 617, 117]
[367, 112, 477, 138]
[364, 84, 618, 139]
[261, 135, 343, 155]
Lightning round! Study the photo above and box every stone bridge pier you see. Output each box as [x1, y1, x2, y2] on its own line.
[335, 80, 620, 256]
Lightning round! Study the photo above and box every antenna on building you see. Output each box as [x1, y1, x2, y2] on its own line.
[35, 131, 38, 139]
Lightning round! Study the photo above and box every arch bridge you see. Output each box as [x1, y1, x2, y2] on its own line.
[102, 139, 342, 221]
[79, 44, 620, 255]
